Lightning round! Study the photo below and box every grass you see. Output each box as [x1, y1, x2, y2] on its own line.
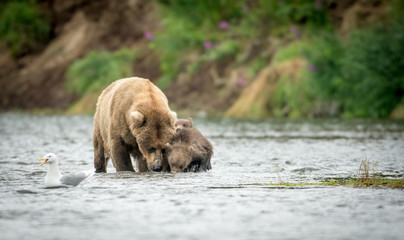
[344, 178, 404, 189]
[248, 178, 404, 189]
[355, 155, 379, 186]
[258, 156, 404, 189]
[275, 164, 283, 184]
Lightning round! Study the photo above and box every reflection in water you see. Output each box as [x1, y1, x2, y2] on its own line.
[0, 113, 403, 240]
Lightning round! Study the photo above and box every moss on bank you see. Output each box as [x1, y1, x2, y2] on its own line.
[250, 178, 404, 189]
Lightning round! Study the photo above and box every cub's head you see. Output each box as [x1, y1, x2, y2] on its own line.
[175, 117, 193, 131]
[130, 110, 176, 172]
[166, 143, 193, 173]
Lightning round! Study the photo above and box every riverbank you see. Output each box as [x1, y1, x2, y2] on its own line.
[1, 1, 403, 119]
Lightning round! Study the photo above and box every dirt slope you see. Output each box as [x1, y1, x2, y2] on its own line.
[0, 0, 159, 110]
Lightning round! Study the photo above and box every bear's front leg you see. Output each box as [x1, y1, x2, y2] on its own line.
[94, 134, 107, 173]
[207, 159, 212, 170]
[111, 138, 135, 172]
[135, 156, 149, 172]
[132, 150, 149, 172]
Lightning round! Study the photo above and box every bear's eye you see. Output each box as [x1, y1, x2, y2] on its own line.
[148, 147, 156, 153]
[161, 148, 166, 154]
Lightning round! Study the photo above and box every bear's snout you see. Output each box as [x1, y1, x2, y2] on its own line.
[150, 160, 162, 172]
[153, 165, 162, 172]
[148, 154, 163, 172]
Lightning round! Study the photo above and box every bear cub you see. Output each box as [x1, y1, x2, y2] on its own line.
[175, 117, 193, 130]
[166, 121, 213, 173]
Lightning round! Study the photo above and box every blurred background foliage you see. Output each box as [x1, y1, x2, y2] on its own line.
[1, 0, 403, 118]
[307, 21, 404, 118]
[152, 0, 330, 87]
[66, 48, 137, 96]
[152, 0, 403, 118]
[0, 0, 50, 57]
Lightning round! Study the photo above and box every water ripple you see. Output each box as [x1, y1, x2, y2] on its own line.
[1, 113, 404, 240]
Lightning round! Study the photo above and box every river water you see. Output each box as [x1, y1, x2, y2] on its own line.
[1, 113, 403, 240]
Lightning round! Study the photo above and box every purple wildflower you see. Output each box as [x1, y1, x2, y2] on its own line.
[218, 21, 229, 30]
[144, 31, 153, 41]
[309, 64, 317, 72]
[204, 41, 212, 50]
[290, 26, 301, 39]
[242, 5, 249, 12]
[236, 78, 246, 87]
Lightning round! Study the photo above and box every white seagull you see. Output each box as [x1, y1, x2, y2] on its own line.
[39, 153, 94, 187]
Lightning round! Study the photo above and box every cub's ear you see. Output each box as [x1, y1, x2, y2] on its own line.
[130, 111, 145, 127]
[170, 111, 177, 121]
[188, 145, 194, 153]
[166, 143, 172, 151]
[188, 117, 193, 127]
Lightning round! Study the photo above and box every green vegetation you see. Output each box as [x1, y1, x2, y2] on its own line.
[271, 42, 316, 118]
[4, 0, 402, 118]
[307, 21, 404, 118]
[260, 156, 404, 189]
[152, 0, 329, 89]
[249, 178, 404, 189]
[345, 178, 404, 188]
[151, 0, 404, 118]
[66, 48, 137, 96]
[0, 0, 50, 57]
[272, 73, 315, 118]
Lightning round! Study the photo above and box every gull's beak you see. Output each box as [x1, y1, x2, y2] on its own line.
[39, 158, 48, 166]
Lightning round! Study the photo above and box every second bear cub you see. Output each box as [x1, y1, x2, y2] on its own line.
[166, 127, 213, 173]
[175, 117, 193, 130]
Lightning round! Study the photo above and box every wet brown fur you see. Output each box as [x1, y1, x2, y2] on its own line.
[93, 77, 176, 172]
[166, 128, 213, 173]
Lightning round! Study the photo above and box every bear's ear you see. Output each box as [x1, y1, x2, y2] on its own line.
[188, 145, 194, 153]
[130, 111, 145, 127]
[188, 117, 193, 127]
[170, 111, 177, 121]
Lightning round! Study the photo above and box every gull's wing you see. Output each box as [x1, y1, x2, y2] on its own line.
[60, 170, 94, 186]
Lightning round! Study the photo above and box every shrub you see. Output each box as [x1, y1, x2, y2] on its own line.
[156, 0, 243, 27]
[255, 0, 329, 27]
[153, 0, 330, 89]
[0, 0, 50, 57]
[272, 68, 316, 118]
[66, 48, 136, 96]
[307, 21, 404, 118]
[272, 41, 310, 64]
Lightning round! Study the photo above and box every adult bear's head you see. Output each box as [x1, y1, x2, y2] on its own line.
[130, 110, 176, 172]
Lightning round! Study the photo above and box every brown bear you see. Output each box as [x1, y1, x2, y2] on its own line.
[93, 77, 177, 173]
[175, 117, 193, 131]
[165, 128, 213, 173]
